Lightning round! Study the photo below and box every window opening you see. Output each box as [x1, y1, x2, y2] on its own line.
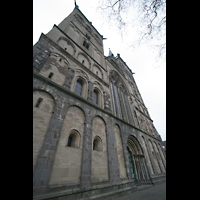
[83, 40, 89, 49]
[127, 147, 135, 180]
[93, 90, 98, 105]
[67, 136, 73, 147]
[35, 98, 43, 108]
[75, 79, 83, 95]
[93, 139, 97, 150]
[86, 34, 90, 40]
[114, 84, 123, 119]
[121, 90, 129, 123]
[48, 72, 54, 79]
[93, 137, 102, 151]
[110, 81, 117, 116]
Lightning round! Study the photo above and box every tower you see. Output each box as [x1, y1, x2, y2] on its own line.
[33, 5, 166, 199]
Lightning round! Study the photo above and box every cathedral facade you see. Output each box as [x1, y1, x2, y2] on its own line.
[33, 5, 166, 199]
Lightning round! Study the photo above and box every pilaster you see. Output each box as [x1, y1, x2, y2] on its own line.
[33, 92, 68, 193]
[106, 118, 121, 183]
[80, 113, 93, 188]
[62, 67, 75, 90]
[87, 81, 94, 103]
[145, 138, 160, 174]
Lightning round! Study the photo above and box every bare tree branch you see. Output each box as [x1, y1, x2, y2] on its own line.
[97, 0, 166, 61]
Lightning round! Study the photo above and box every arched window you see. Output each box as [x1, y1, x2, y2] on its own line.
[67, 134, 76, 147]
[67, 135, 73, 147]
[109, 71, 134, 124]
[93, 136, 102, 151]
[75, 79, 83, 95]
[67, 130, 80, 148]
[35, 98, 43, 108]
[93, 90, 98, 105]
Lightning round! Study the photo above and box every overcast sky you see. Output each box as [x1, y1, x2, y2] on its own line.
[33, 0, 166, 141]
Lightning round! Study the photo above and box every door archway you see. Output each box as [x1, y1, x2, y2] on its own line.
[127, 135, 152, 184]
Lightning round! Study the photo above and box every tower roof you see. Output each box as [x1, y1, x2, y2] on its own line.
[74, 4, 104, 39]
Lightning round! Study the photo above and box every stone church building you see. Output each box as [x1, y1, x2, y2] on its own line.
[33, 5, 166, 199]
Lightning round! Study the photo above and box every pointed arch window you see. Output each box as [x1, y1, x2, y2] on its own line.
[109, 71, 135, 124]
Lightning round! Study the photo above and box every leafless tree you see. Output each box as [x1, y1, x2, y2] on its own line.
[97, 0, 166, 61]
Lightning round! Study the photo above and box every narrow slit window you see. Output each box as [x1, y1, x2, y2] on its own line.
[110, 81, 117, 116]
[35, 98, 43, 108]
[48, 72, 54, 79]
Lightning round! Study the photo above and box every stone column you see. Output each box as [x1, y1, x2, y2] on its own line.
[106, 117, 121, 183]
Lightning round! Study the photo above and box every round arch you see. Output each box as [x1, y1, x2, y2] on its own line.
[57, 36, 76, 55]
[66, 129, 81, 148]
[127, 135, 151, 184]
[71, 69, 89, 99]
[93, 64, 103, 79]
[77, 51, 91, 68]
[50, 52, 70, 66]
[91, 115, 107, 131]
[66, 104, 86, 121]
[93, 81, 104, 108]
[93, 135, 103, 151]
[127, 135, 143, 155]
[33, 87, 57, 108]
[33, 89, 56, 173]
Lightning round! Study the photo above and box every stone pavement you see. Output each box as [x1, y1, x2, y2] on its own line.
[110, 181, 166, 200]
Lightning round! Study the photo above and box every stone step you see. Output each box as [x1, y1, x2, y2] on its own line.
[80, 185, 137, 200]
